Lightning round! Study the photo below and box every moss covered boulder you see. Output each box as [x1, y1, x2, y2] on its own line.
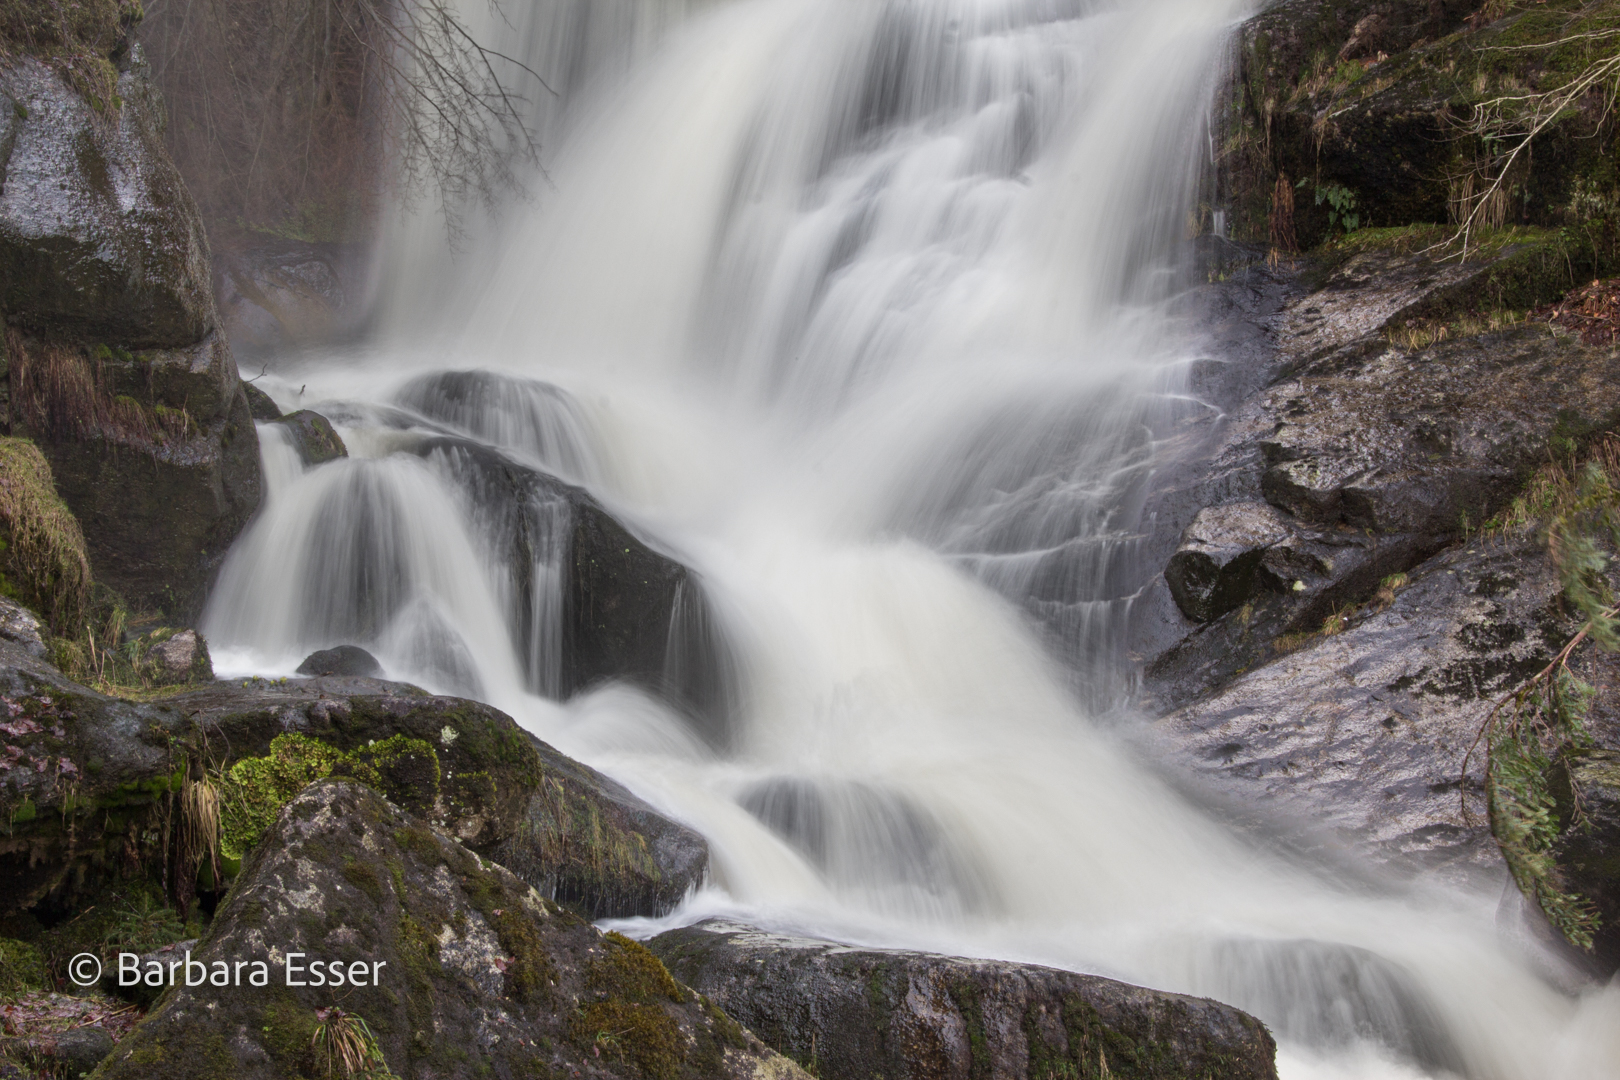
[95, 781, 806, 1080]
[1231, 2, 1620, 254]
[167, 677, 710, 918]
[648, 920, 1278, 1080]
[271, 409, 345, 466]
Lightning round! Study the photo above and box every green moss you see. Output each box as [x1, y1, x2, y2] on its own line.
[588, 932, 683, 1005]
[259, 996, 318, 1069]
[571, 1001, 681, 1080]
[220, 734, 445, 864]
[0, 937, 49, 994]
[342, 857, 385, 904]
[0, 437, 91, 632]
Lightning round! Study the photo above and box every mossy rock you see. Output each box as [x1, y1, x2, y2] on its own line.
[270, 409, 345, 466]
[94, 780, 804, 1080]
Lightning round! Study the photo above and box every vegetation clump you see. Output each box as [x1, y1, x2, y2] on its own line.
[1469, 434, 1620, 949]
[0, 436, 89, 632]
[570, 931, 686, 1080]
[219, 733, 440, 865]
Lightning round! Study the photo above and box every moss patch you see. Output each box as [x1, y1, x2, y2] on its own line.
[0, 436, 89, 632]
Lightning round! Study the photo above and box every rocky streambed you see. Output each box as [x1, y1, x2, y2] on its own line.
[0, 1, 1616, 1078]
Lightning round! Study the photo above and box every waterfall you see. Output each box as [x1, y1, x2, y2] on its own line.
[203, 2, 1620, 1078]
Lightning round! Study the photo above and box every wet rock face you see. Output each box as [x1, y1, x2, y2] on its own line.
[96, 781, 803, 1080]
[1152, 537, 1571, 881]
[0, 54, 213, 347]
[649, 920, 1279, 1080]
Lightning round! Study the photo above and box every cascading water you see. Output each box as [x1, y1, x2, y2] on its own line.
[203, 1, 1620, 1077]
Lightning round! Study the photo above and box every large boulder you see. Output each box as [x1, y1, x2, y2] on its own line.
[648, 920, 1278, 1080]
[399, 425, 739, 747]
[0, 646, 707, 920]
[95, 781, 805, 1080]
[0, 44, 262, 618]
[0, 52, 213, 348]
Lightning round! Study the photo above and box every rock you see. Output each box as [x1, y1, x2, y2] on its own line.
[1149, 536, 1572, 881]
[147, 629, 209, 680]
[1135, 245, 1620, 709]
[25, 1025, 115, 1074]
[243, 381, 281, 420]
[1165, 502, 1293, 622]
[0, 596, 45, 659]
[648, 920, 1279, 1080]
[107, 938, 199, 1007]
[0, 52, 214, 348]
[0, 646, 708, 920]
[1233, 2, 1620, 249]
[294, 644, 380, 677]
[95, 781, 806, 1080]
[215, 240, 369, 356]
[21, 377, 262, 618]
[397, 427, 739, 746]
[489, 738, 709, 919]
[1550, 749, 1620, 974]
[272, 409, 346, 466]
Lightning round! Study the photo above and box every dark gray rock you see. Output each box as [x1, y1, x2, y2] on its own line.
[0, 52, 214, 348]
[489, 741, 710, 920]
[242, 381, 281, 420]
[295, 644, 379, 677]
[1165, 502, 1293, 622]
[26, 379, 261, 619]
[273, 409, 346, 466]
[27, 1024, 115, 1074]
[397, 427, 739, 748]
[95, 781, 804, 1080]
[649, 920, 1278, 1080]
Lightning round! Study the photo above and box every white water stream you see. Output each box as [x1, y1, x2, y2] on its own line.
[203, 1, 1620, 1076]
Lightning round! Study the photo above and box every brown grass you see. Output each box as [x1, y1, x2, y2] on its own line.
[8, 330, 194, 449]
